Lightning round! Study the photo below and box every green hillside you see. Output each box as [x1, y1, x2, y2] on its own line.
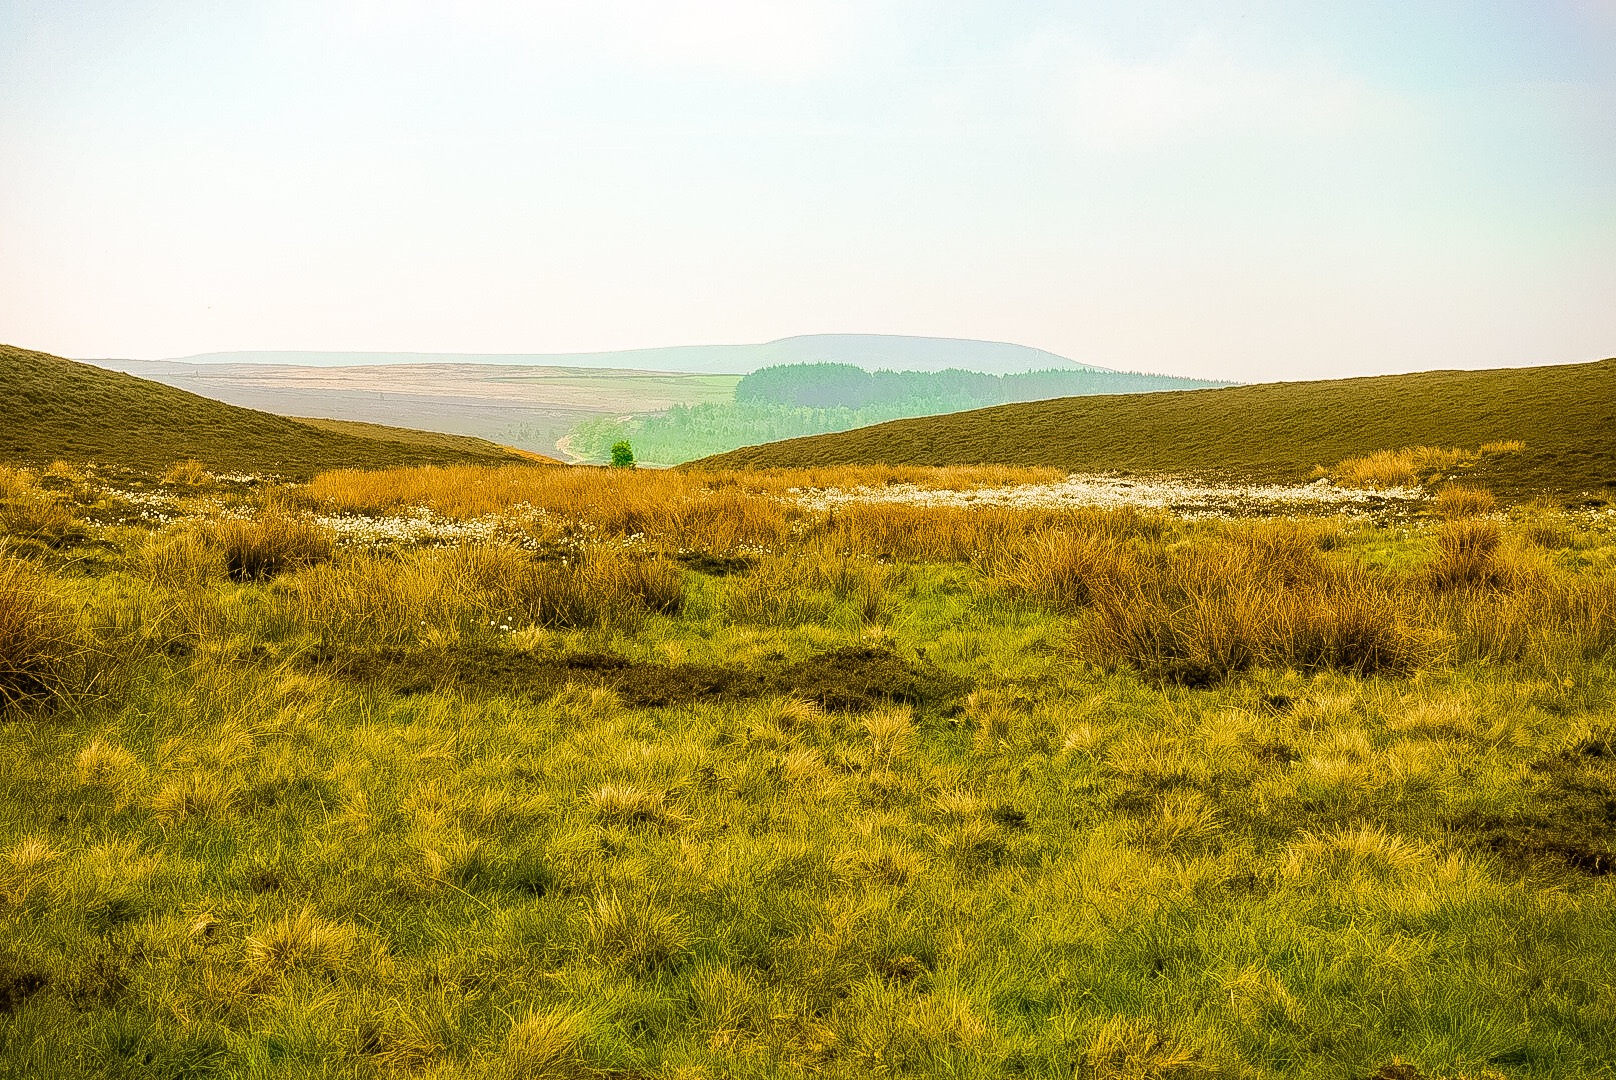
[1, 344, 535, 478]
[567, 363, 1228, 464]
[694, 357, 1616, 497]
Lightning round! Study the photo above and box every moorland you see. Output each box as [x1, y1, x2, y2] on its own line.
[89, 335, 1225, 465]
[1, 347, 1614, 1079]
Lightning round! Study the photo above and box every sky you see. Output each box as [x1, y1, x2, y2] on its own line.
[1, 0, 1612, 381]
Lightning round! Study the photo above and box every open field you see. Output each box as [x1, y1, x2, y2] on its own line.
[696, 358, 1616, 500]
[2, 457, 1614, 1078]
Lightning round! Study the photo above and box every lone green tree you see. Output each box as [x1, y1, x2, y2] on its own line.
[609, 440, 636, 468]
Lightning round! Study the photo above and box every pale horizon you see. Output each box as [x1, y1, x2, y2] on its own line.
[3, 1, 1613, 382]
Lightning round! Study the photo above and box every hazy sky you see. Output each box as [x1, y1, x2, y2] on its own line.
[2, 1, 1612, 380]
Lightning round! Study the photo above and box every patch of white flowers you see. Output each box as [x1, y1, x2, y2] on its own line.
[789, 474, 1426, 519]
[311, 506, 545, 548]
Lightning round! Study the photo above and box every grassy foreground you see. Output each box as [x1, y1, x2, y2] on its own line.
[2, 461, 1615, 1078]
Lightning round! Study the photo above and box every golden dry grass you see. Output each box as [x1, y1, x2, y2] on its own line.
[1432, 484, 1498, 518]
[1317, 442, 1525, 489]
[199, 512, 334, 581]
[304, 463, 1060, 525]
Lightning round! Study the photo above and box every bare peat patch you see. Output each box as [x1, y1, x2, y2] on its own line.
[303, 642, 969, 713]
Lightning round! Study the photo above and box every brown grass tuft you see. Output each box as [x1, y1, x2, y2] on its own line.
[152, 772, 238, 825]
[202, 513, 333, 581]
[1428, 520, 1512, 591]
[0, 555, 83, 717]
[497, 1007, 589, 1079]
[862, 704, 915, 762]
[142, 530, 229, 587]
[1432, 485, 1496, 519]
[1319, 445, 1477, 488]
[589, 783, 669, 826]
[0, 488, 83, 548]
[243, 906, 358, 977]
[1075, 535, 1429, 685]
[586, 891, 690, 972]
[76, 739, 145, 801]
[161, 459, 213, 487]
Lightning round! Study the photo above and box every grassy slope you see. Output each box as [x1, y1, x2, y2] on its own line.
[2, 345, 537, 478]
[289, 417, 562, 464]
[696, 358, 1616, 496]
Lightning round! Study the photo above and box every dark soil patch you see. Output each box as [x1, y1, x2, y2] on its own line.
[775, 646, 968, 713]
[303, 642, 968, 714]
[676, 551, 756, 577]
[0, 959, 48, 1015]
[1366, 1064, 1433, 1080]
[1449, 753, 1616, 877]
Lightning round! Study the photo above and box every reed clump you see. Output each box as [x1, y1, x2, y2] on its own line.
[160, 459, 213, 487]
[141, 529, 228, 588]
[1317, 441, 1524, 489]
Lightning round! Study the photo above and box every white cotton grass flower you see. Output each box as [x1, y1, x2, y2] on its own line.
[791, 473, 1427, 520]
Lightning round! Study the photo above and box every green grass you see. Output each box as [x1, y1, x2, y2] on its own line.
[1, 345, 535, 479]
[1, 464, 1614, 1077]
[694, 357, 1616, 499]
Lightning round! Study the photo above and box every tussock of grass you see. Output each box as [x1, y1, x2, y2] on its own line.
[140, 529, 227, 587]
[1317, 444, 1483, 488]
[1079, 544, 1429, 685]
[1428, 519, 1513, 591]
[243, 906, 359, 978]
[1432, 484, 1497, 518]
[277, 544, 684, 643]
[159, 458, 212, 487]
[200, 512, 334, 581]
[0, 468, 85, 550]
[0, 554, 84, 716]
[497, 1007, 589, 1079]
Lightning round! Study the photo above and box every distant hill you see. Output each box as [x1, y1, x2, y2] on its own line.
[693, 357, 1616, 498]
[734, 363, 1224, 408]
[1, 344, 546, 478]
[150, 333, 1114, 376]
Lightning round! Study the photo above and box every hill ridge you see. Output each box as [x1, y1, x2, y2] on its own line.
[693, 356, 1616, 497]
[151, 333, 1115, 376]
